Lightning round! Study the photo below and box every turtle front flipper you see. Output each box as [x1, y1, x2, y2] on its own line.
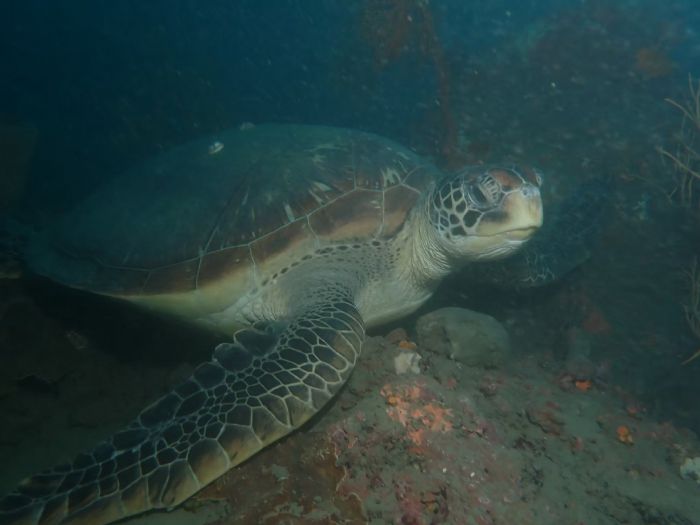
[0, 293, 364, 525]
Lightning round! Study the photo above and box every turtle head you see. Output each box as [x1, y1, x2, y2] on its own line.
[430, 165, 543, 261]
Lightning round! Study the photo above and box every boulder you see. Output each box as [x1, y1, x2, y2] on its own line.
[416, 307, 511, 368]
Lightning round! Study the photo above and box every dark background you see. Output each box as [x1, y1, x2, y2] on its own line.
[2, 0, 695, 214]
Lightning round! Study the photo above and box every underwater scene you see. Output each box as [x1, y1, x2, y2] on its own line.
[2, 1, 700, 524]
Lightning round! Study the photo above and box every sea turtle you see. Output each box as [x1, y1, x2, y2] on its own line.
[0, 124, 544, 525]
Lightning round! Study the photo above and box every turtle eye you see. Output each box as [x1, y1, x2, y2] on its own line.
[470, 185, 489, 206]
[467, 174, 501, 208]
[468, 178, 498, 208]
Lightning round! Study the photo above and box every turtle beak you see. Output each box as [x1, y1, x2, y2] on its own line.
[503, 183, 543, 237]
[475, 182, 542, 239]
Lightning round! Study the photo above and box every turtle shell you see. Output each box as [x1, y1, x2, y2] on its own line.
[27, 125, 440, 313]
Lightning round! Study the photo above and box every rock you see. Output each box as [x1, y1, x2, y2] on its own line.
[394, 350, 421, 375]
[416, 307, 511, 368]
[680, 457, 700, 483]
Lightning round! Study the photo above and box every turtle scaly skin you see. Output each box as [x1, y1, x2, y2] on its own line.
[0, 126, 543, 525]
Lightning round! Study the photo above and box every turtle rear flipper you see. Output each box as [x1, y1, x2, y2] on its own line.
[0, 291, 364, 525]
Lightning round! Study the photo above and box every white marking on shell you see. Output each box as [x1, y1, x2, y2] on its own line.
[283, 203, 295, 222]
[311, 153, 326, 167]
[381, 167, 401, 187]
[308, 189, 325, 205]
[306, 142, 342, 153]
[313, 181, 332, 192]
[208, 141, 224, 155]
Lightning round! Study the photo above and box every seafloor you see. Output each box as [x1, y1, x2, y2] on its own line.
[1, 271, 700, 525]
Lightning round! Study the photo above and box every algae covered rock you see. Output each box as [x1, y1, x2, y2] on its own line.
[680, 457, 700, 483]
[416, 307, 511, 368]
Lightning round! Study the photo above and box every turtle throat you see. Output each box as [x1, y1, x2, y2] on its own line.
[400, 198, 456, 288]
